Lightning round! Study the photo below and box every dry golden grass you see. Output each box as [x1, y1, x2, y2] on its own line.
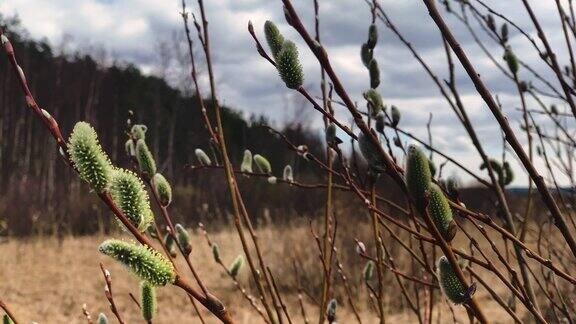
[0, 223, 528, 323]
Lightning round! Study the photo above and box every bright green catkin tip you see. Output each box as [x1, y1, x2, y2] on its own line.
[3, 314, 13, 324]
[264, 20, 285, 58]
[241, 149, 253, 173]
[369, 59, 380, 89]
[195, 148, 212, 166]
[367, 24, 378, 49]
[68, 121, 113, 193]
[363, 89, 383, 117]
[391, 105, 401, 127]
[361, 43, 373, 68]
[212, 243, 221, 263]
[110, 168, 153, 232]
[406, 145, 432, 209]
[363, 260, 374, 281]
[125, 139, 135, 157]
[131, 124, 147, 141]
[437, 256, 467, 304]
[253, 154, 272, 174]
[503, 47, 519, 75]
[152, 173, 172, 207]
[99, 240, 175, 286]
[175, 223, 192, 255]
[428, 184, 456, 241]
[359, 132, 385, 172]
[97, 313, 108, 324]
[229, 254, 244, 278]
[277, 40, 304, 89]
[326, 298, 337, 322]
[141, 281, 157, 321]
[136, 140, 156, 180]
[283, 165, 293, 182]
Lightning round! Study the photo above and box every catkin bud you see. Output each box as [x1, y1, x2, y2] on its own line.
[326, 299, 337, 322]
[503, 161, 514, 186]
[164, 233, 177, 258]
[229, 255, 244, 278]
[406, 145, 432, 209]
[359, 132, 385, 172]
[152, 173, 172, 207]
[175, 224, 192, 255]
[97, 313, 108, 324]
[501, 23, 509, 44]
[480, 159, 504, 187]
[109, 168, 153, 232]
[283, 165, 293, 182]
[141, 281, 157, 321]
[267, 176, 277, 184]
[363, 89, 383, 117]
[391, 105, 401, 127]
[68, 122, 113, 193]
[503, 47, 519, 75]
[437, 256, 467, 304]
[254, 154, 272, 174]
[212, 243, 222, 263]
[99, 240, 175, 286]
[131, 124, 147, 141]
[264, 21, 285, 58]
[325, 123, 342, 146]
[0, 35, 8, 46]
[195, 148, 212, 166]
[241, 149, 253, 173]
[125, 139, 135, 157]
[428, 184, 457, 241]
[277, 40, 304, 89]
[363, 261, 374, 281]
[136, 140, 156, 180]
[361, 43, 373, 68]
[367, 24, 378, 49]
[369, 59, 380, 89]
[375, 113, 385, 133]
[2, 315, 13, 324]
[486, 14, 496, 32]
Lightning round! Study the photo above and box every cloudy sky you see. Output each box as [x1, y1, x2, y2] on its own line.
[0, 0, 573, 186]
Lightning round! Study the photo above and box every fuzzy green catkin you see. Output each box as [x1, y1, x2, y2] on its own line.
[195, 148, 212, 166]
[253, 154, 272, 174]
[131, 124, 147, 141]
[264, 21, 285, 58]
[369, 59, 380, 89]
[241, 149, 253, 173]
[68, 121, 113, 193]
[152, 173, 172, 207]
[367, 24, 378, 49]
[277, 40, 304, 89]
[363, 89, 383, 117]
[428, 184, 456, 241]
[503, 162, 514, 186]
[175, 223, 192, 255]
[363, 260, 374, 281]
[141, 281, 157, 321]
[99, 240, 175, 286]
[109, 168, 153, 232]
[2, 315, 13, 324]
[437, 256, 467, 304]
[359, 132, 385, 172]
[135, 140, 156, 180]
[283, 165, 293, 182]
[229, 255, 244, 278]
[212, 243, 221, 263]
[480, 159, 504, 186]
[97, 313, 108, 324]
[406, 145, 432, 209]
[361, 43, 373, 68]
[125, 139, 135, 157]
[391, 105, 401, 127]
[326, 299, 337, 322]
[503, 47, 519, 75]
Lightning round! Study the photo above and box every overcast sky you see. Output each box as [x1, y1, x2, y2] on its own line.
[1, 0, 574, 187]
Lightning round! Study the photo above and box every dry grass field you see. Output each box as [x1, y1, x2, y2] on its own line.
[0, 222, 528, 323]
